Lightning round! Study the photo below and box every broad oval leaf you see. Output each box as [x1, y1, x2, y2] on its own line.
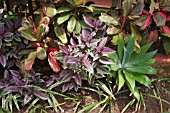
[67, 16, 76, 33]
[56, 7, 72, 14]
[36, 47, 47, 60]
[44, 3, 57, 17]
[99, 13, 119, 26]
[153, 12, 166, 27]
[57, 13, 71, 25]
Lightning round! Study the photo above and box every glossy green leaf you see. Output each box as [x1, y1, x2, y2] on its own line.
[117, 70, 125, 91]
[57, 13, 71, 25]
[134, 74, 151, 88]
[124, 70, 135, 91]
[122, 47, 130, 65]
[126, 66, 156, 74]
[67, 16, 76, 33]
[18, 27, 38, 41]
[99, 13, 119, 26]
[126, 35, 135, 55]
[118, 32, 124, 61]
[36, 25, 44, 39]
[75, 21, 81, 34]
[54, 22, 67, 44]
[36, 47, 47, 60]
[56, 7, 72, 14]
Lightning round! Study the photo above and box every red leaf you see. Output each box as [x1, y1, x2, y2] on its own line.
[143, 16, 151, 29]
[160, 26, 170, 34]
[48, 51, 61, 73]
[153, 12, 166, 27]
[167, 14, 170, 21]
[147, 30, 159, 43]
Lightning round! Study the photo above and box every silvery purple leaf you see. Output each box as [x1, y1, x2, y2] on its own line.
[70, 38, 76, 48]
[51, 74, 61, 81]
[59, 45, 69, 54]
[4, 70, 10, 79]
[62, 83, 69, 93]
[101, 48, 115, 54]
[0, 82, 4, 89]
[15, 18, 22, 29]
[10, 70, 20, 77]
[24, 92, 33, 105]
[97, 66, 110, 75]
[99, 37, 107, 49]
[13, 76, 21, 86]
[89, 39, 100, 47]
[0, 24, 4, 34]
[3, 32, 13, 37]
[73, 74, 82, 86]
[74, 84, 78, 92]
[43, 81, 53, 87]
[23, 78, 29, 85]
[99, 56, 114, 64]
[3, 86, 18, 92]
[5, 19, 13, 30]
[67, 57, 79, 64]
[82, 58, 94, 74]
[61, 72, 72, 83]
[83, 16, 94, 28]
[82, 30, 88, 41]
[15, 31, 23, 37]
[63, 56, 69, 66]
[93, 54, 100, 61]
[69, 82, 75, 90]
[33, 91, 47, 100]
[0, 55, 7, 67]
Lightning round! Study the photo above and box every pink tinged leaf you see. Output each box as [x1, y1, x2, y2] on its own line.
[82, 58, 94, 74]
[83, 16, 94, 28]
[101, 48, 115, 54]
[99, 37, 107, 49]
[167, 14, 170, 21]
[147, 30, 159, 43]
[143, 16, 151, 29]
[0, 55, 6, 67]
[153, 12, 166, 27]
[33, 91, 47, 100]
[48, 52, 61, 73]
[160, 26, 170, 34]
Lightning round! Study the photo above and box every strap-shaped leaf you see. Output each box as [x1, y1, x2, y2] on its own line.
[134, 74, 151, 88]
[118, 32, 124, 61]
[117, 70, 125, 92]
[67, 16, 76, 33]
[126, 34, 135, 55]
[126, 66, 156, 74]
[124, 70, 135, 92]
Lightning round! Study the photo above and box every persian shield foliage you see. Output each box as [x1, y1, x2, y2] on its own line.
[108, 33, 157, 101]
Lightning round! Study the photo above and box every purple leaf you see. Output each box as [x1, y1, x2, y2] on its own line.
[4, 70, 10, 79]
[0, 55, 7, 67]
[3, 32, 13, 37]
[43, 81, 53, 87]
[33, 91, 47, 100]
[7, 60, 15, 69]
[62, 83, 70, 93]
[89, 39, 100, 47]
[24, 92, 33, 105]
[101, 48, 115, 54]
[4, 86, 18, 92]
[99, 56, 114, 64]
[69, 82, 75, 90]
[83, 16, 94, 28]
[82, 30, 88, 41]
[99, 37, 107, 49]
[51, 74, 61, 81]
[10, 70, 20, 77]
[67, 57, 79, 64]
[73, 74, 82, 86]
[82, 58, 94, 74]
[61, 72, 72, 83]
[5, 19, 13, 30]
[59, 45, 69, 54]
[93, 54, 100, 61]
[15, 18, 22, 29]
[0, 24, 4, 34]
[13, 76, 21, 86]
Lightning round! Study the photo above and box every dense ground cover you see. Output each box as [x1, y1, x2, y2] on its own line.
[0, 0, 170, 113]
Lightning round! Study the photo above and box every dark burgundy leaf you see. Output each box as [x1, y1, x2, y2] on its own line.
[101, 48, 115, 54]
[62, 83, 70, 93]
[0, 55, 7, 67]
[83, 16, 94, 28]
[0, 24, 4, 34]
[143, 16, 151, 29]
[15, 18, 22, 29]
[160, 26, 170, 34]
[33, 90, 47, 100]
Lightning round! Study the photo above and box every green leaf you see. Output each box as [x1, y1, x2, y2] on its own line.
[153, 12, 166, 27]
[130, 0, 144, 15]
[99, 13, 119, 26]
[124, 70, 135, 91]
[117, 70, 125, 91]
[140, 42, 153, 54]
[66, 0, 75, 5]
[134, 74, 151, 88]
[162, 38, 170, 54]
[126, 66, 157, 74]
[75, 21, 81, 34]
[26, 51, 37, 62]
[126, 35, 135, 55]
[111, 34, 119, 45]
[44, 3, 57, 17]
[57, 13, 71, 25]
[118, 32, 124, 61]
[133, 87, 140, 101]
[54, 22, 67, 44]
[107, 26, 120, 35]
[123, 0, 133, 17]
[122, 47, 130, 65]
[18, 49, 35, 55]
[67, 16, 76, 33]
[98, 81, 116, 100]
[36, 25, 44, 39]
[56, 7, 72, 14]
[36, 47, 47, 60]
[18, 27, 38, 41]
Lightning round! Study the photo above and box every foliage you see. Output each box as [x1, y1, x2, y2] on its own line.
[53, 16, 114, 92]
[107, 33, 156, 101]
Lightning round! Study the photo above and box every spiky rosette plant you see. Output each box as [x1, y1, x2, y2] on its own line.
[53, 16, 115, 92]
